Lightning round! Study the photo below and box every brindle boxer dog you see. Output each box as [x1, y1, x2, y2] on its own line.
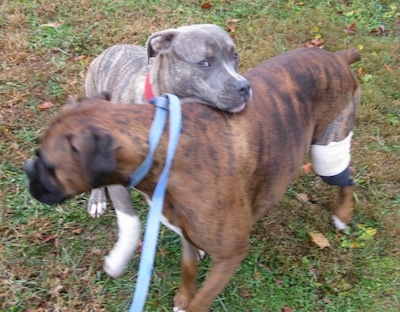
[25, 48, 360, 312]
[84, 25, 251, 262]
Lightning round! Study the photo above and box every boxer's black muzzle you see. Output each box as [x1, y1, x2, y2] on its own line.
[24, 156, 68, 205]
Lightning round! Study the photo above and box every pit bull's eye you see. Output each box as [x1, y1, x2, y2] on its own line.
[198, 60, 211, 68]
[233, 53, 239, 61]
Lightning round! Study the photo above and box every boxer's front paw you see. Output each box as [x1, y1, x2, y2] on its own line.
[104, 252, 128, 278]
[173, 307, 186, 312]
[332, 215, 347, 230]
[87, 187, 107, 218]
[104, 212, 141, 278]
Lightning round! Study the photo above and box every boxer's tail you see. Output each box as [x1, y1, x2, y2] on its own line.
[334, 48, 361, 65]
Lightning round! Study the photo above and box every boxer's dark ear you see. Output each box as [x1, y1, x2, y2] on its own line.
[69, 127, 120, 188]
[146, 28, 178, 62]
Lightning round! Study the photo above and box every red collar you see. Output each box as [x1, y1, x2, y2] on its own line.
[145, 72, 154, 101]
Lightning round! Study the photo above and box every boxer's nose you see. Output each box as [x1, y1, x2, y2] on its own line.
[234, 79, 251, 98]
[24, 158, 35, 176]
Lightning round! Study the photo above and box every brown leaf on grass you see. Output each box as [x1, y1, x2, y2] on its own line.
[68, 55, 87, 62]
[303, 37, 325, 49]
[358, 67, 366, 79]
[240, 287, 251, 298]
[200, 2, 212, 9]
[71, 227, 84, 235]
[302, 162, 313, 174]
[296, 192, 310, 203]
[42, 233, 58, 243]
[90, 248, 102, 256]
[384, 64, 394, 75]
[309, 231, 331, 249]
[282, 307, 294, 312]
[37, 101, 54, 110]
[226, 19, 240, 33]
[344, 23, 357, 35]
[226, 18, 241, 24]
[41, 22, 62, 28]
[370, 25, 389, 36]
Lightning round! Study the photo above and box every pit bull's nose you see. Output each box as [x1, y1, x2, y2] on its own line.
[234, 79, 251, 98]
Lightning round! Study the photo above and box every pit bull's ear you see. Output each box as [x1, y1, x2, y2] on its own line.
[146, 28, 179, 62]
[69, 126, 120, 188]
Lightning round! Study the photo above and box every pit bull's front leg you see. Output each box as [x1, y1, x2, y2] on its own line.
[103, 185, 141, 277]
[87, 187, 107, 217]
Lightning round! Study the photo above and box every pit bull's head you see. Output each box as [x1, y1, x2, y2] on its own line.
[147, 24, 252, 112]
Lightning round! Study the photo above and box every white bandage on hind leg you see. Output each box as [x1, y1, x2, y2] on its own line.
[311, 131, 353, 179]
[104, 209, 141, 278]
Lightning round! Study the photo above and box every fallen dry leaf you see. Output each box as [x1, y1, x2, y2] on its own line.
[42, 233, 58, 243]
[37, 101, 54, 110]
[226, 18, 241, 24]
[282, 306, 294, 312]
[90, 247, 102, 256]
[344, 23, 357, 35]
[384, 64, 394, 75]
[309, 231, 331, 249]
[296, 192, 310, 203]
[358, 67, 366, 79]
[304, 37, 325, 49]
[41, 22, 62, 28]
[370, 25, 389, 36]
[200, 1, 212, 9]
[226, 19, 240, 33]
[71, 228, 84, 235]
[302, 162, 313, 174]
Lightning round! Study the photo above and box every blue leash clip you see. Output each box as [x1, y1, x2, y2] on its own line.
[128, 94, 182, 312]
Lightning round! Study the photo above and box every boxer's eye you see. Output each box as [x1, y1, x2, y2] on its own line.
[46, 165, 56, 177]
[198, 60, 211, 68]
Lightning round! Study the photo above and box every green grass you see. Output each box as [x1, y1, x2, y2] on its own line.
[1, 0, 400, 311]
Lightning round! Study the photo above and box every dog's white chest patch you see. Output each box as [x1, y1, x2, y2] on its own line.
[144, 195, 183, 236]
[160, 214, 183, 237]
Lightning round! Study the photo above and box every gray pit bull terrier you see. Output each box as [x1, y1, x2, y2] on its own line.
[85, 24, 251, 222]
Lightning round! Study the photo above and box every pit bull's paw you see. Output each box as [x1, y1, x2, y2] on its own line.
[197, 249, 206, 261]
[87, 188, 107, 218]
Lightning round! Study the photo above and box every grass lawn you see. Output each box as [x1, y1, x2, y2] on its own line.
[1, 0, 399, 311]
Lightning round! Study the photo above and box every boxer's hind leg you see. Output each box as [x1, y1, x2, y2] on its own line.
[311, 89, 360, 230]
[103, 185, 141, 278]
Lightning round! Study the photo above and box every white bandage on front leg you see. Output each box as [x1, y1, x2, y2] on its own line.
[311, 131, 353, 177]
[104, 209, 141, 278]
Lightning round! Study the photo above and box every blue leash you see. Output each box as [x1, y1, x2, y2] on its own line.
[128, 94, 182, 312]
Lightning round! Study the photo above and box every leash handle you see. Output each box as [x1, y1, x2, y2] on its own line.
[129, 94, 182, 312]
